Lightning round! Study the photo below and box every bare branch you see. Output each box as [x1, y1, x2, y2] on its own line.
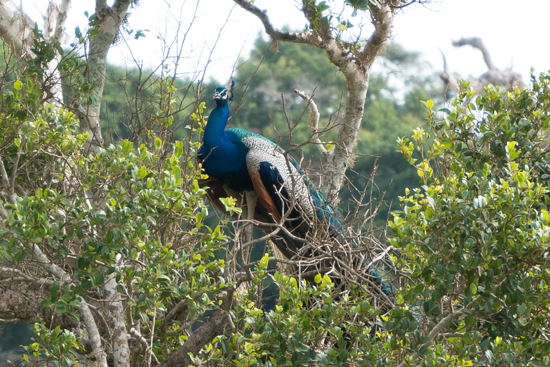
[442, 37, 526, 95]
[364, 245, 394, 271]
[0, 286, 80, 331]
[130, 328, 160, 365]
[453, 37, 497, 71]
[0, 267, 54, 287]
[294, 89, 329, 158]
[438, 48, 459, 94]
[232, 0, 321, 47]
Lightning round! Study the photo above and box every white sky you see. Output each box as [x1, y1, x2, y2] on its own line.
[23, 0, 550, 84]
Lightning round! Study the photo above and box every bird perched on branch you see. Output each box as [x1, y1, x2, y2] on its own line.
[197, 80, 392, 299]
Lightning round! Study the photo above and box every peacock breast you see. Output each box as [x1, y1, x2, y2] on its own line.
[199, 135, 254, 192]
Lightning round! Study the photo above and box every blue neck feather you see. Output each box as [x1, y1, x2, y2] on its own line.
[201, 99, 253, 191]
[203, 102, 230, 151]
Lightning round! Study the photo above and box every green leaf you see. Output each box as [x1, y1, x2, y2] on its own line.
[174, 141, 183, 158]
[14, 80, 22, 90]
[138, 166, 148, 179]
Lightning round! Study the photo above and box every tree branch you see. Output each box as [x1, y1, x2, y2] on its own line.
[232, 0, 321, 47]
[0, 0, 36, 58]
[160, 289, 234, 367]
[130, 328, 160, 365]
[294, 89, 329, 159]
[360, 3, 394, 67]
[22, 241, 107, 367]
[0, 267, 54, 287]
[96, 0, 108, 12]
[53, 0, 73, 43]
[452, 37, 497, 71]
[105, 271, 130, 367]
[82, 0, 133, 154]
[44, 2, 59, 41]
[442, 37, 526, 94]
[397, 296, 485, 367]
[0, 285, 79, 330]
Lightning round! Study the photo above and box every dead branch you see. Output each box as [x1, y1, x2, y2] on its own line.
[453, 37, 497, 71]
[440, 37, 526, 95]
[294, 89, 329, 158]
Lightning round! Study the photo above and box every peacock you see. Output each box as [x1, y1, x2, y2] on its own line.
[197, 80, 392, 301]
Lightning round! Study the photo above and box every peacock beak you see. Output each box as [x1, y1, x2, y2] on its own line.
[213, 92, 220, 99]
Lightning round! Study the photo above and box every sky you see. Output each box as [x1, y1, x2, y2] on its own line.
[22, 0, 550, 85]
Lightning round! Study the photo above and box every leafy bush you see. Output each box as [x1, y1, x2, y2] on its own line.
[390, 74, 550, 365]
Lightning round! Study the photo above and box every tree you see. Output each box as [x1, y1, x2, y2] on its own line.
[391, 76, 550, 365]
[232, 0, 428, 203]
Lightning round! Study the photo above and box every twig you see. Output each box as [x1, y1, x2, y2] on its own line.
[9, 136, 25, 200]
[364, 245, 393, 271]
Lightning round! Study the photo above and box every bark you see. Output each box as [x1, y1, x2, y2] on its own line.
[42, 0, 73, 103]
[104, 273, 130, 367]
[0, 0, 35, 59]
[82, 0, 133, 154]
[53, 0, 72, 43]
[233, 0, 398, 201]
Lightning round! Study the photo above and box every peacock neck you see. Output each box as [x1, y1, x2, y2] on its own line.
[204, 102, 230, 151]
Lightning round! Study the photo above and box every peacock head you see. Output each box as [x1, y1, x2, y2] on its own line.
[213, 79, 235, 107]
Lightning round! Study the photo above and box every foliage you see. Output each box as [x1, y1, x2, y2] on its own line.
[203, 269, 395, 367]
[390, 75, 550, 365]
[0, 36, 232, 364]
[4, 4, 550, 366]
[20, 324, 83, 367]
